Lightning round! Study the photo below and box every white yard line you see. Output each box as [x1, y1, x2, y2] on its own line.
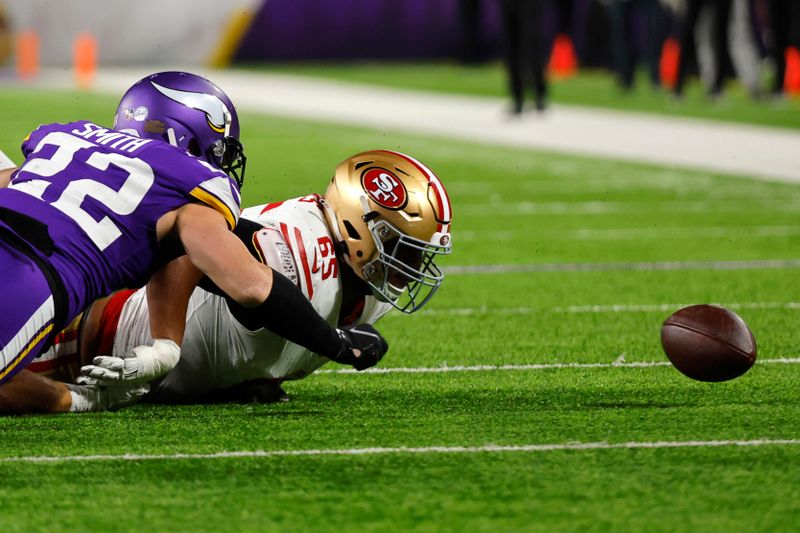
[457, 226, 800, 242]
[458, 200, 800, 216]
[443, 259, 800, 275]
[25, 67, 800, 183]
[317, 357, 800, 375]
[387, 301, 800, 317]
[3, 439, 798, 464]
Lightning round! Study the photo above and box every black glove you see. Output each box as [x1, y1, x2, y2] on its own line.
[333, 324, 389, 371]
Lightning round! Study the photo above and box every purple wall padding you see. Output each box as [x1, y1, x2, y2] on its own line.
[236, 0, 502, 61]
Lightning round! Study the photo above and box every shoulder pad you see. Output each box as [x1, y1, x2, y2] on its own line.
[189, 175, 242, 230]
[253, 228, 299, 287]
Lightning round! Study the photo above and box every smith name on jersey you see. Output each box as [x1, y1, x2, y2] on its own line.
[0, 121, 241, 324]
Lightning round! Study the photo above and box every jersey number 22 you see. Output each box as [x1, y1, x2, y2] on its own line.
[13, 131, 154, 251]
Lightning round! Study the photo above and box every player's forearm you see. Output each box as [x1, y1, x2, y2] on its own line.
[178, 204, 271, 308]
[0, 371, 72, 414]
[224, 270, 388, 367]
[226, 270, 344, 360]
[0, 371, 116, 415]
[147, 256, 204, 343]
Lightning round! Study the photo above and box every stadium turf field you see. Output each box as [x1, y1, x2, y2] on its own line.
[1, 88, 800, 531]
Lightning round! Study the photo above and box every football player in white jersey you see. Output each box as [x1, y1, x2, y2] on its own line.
[0, 150, 453, 413]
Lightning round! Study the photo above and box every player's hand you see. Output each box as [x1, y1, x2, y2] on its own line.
[334, 324, 389, 371]
[80, 355, 140, 383]
[106, 383, 150, 410]
[80, 339, 181, 385]
[73, 378, 150, 411]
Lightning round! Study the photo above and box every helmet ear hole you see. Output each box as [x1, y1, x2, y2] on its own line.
[187, 138, 202, 157]
[343, 220, 361, 240]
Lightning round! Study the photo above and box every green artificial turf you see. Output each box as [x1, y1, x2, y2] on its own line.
[0, 86, 799, 531]
[249, 62, 800, 130]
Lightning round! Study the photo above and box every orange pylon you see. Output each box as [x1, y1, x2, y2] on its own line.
[548, 34, 577, 79]
[659, 37, 680, 90]
[15, 30, 39, 79]
[784, 47, 800, 95]
[74, 32, 97, 89]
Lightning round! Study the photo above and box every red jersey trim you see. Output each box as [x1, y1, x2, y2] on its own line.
[293, 227, 314, 300]
[93, 289, 137, 357]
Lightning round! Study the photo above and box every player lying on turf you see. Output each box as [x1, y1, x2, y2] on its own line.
[0, 70, 256, 391]
[0, 150, 453, 413]
[0, 72, 385, 409]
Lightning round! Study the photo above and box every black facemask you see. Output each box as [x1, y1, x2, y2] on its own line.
[208, 137, 247, 189]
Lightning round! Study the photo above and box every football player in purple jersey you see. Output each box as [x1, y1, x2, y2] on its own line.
[0, 149, 451, 414]
[0, 71, 386, 409]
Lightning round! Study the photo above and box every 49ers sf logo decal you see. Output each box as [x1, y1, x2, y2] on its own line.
[361, 168, 407, 210]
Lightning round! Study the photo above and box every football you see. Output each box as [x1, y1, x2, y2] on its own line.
[660, 304, 757, 382]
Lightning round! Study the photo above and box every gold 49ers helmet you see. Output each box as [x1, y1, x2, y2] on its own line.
[322, 150, 453, 313]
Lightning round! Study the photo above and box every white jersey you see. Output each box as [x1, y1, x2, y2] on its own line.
[110, 195, 392, 402]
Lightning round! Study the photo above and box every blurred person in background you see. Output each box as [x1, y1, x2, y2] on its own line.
[605, 0, 664, 91]
[459, 0, 484, 64]
[726, 0, 763, 98]
[500, 0, 548, 113]
[673, 0, 733, 98]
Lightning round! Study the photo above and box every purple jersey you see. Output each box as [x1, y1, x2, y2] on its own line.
[0, 121, 241, 323]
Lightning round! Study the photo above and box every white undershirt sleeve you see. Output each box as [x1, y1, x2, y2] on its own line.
[0, 149, 16, 171]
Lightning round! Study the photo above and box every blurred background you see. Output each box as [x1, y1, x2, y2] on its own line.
[2, 5, 800, 531]
[1, 0, 798, 118]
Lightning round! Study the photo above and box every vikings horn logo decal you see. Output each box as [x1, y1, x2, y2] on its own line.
[151, 81, 230, 133]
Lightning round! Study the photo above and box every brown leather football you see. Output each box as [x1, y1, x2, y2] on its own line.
[660, 304, 757, 382]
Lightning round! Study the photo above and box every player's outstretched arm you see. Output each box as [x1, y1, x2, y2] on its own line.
[0, 370, 72, 414]
[178, 207, 391, 370]
[222, 271, 390, 370]
[0, 369, 146, 414]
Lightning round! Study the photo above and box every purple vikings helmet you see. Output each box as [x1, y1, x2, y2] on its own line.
[113, 71, 247, 187]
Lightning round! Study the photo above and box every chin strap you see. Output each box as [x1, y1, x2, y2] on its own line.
[319, 196, 353, 264]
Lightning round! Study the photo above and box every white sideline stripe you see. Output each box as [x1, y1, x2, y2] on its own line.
[3, 439, 799, 464]
[457, 226, 800, 242]
[317, 357, 800, 375]
[444, 259, 800, 275]
[399, 301, 800, 317]
[459, 200, 800, 216]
